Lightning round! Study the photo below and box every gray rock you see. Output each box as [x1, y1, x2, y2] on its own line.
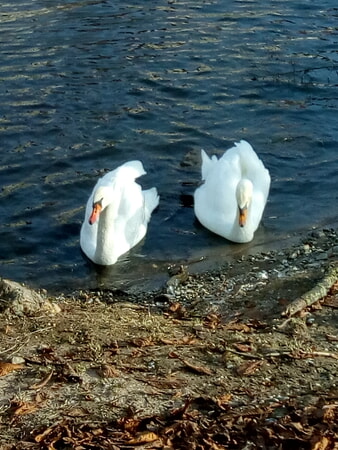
[0, 278, 61, 317]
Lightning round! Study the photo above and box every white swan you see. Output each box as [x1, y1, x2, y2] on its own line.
[80, 160, 159, 265]
[194, 140, 270, 243]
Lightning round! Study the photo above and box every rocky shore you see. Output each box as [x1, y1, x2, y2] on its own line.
[0, 227, 337, 448]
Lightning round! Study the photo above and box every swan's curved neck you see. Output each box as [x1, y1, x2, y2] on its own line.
[95, 203, 117, 262]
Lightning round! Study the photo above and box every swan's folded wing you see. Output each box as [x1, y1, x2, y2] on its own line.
[143, 187, 159, 223]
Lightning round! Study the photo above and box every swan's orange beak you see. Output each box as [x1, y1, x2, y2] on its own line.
[238, 207, 248, 228]
[89, 202, 102, 225]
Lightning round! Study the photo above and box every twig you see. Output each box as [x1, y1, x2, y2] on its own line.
[29, 369, 54, 390]
[225, 348, 262, 360]
[282, 264, 338, 317]
[227, 347, 338, 362]
[265, 350, 338, 360]
[0, 340, 29, 357]
[0, 327, 54, 357]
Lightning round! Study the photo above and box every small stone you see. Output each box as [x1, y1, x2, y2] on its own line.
[257, 271, 269, 280]
[328, 246, 338, 257]
[11, 356, 26, 365]
[311, 230, 325, 239]
[315, 252, 329, 261]
[303, 244, 311, 253]
[306, 315, 315, 326]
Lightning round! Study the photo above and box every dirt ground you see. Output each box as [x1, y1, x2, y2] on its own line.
[0, 228, 337, 449]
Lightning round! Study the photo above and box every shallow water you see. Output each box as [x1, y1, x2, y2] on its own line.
[0, 0, 337, 291]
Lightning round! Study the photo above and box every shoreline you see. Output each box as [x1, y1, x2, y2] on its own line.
[0, 227, 337, 448]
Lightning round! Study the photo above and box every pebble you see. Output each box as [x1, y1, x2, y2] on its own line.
[12, 356, 25, 365]
[303, 244, 311, 253]
[315, 252, 329, 261]
[257, 270, 269, 280]
[311, 230, 326, 239]
[328, 246, 338, 257]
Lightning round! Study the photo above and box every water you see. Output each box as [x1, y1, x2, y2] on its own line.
[0, 0, 337, 292]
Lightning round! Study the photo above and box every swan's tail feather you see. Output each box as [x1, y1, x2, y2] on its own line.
[200, 149, 218, 180]
[143, 187, 160, 222]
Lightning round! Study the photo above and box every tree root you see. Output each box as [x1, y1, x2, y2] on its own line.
[281, 263, 338, 318]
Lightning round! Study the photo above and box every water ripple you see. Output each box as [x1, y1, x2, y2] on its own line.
[0, 0, 337, 290]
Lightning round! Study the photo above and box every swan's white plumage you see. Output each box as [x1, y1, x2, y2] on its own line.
[194, 140, 270, 243]
[80, 160, 159, 265]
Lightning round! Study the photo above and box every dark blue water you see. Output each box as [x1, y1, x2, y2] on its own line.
[1, 0, 337, 292]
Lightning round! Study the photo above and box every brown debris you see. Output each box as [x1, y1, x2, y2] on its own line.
[25, 396, 338, 449]
[236, 360, 264, 376]
[166, 301, 187, 319]
[127, 431, 159, 444]
[160, 335, 196, 345]
[29, 369, 54, 390]
[203, 313, 222, 329]
[0, 361, 24, 376]
[97, 364, 120, 378]
[224, 320, 252, 333]
[179, 357, 213, 376]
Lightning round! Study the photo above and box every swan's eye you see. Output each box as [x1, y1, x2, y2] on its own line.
[92, 198, 103, 209]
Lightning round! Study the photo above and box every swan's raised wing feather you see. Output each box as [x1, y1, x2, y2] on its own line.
[201, 149, 219, 181]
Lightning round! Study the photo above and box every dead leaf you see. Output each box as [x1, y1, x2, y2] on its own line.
[322, 294, 338, 308]
[312, 436, 331, 450]
[181, 358, 213, 375]
[0, 361, 24, 376]
[233, 343, 253, 353]
[170, 398, 191, 417]
[236, 360, 263, 376]
[215, 394, 232, 408]
[35, 422, 62, 443]
[167, 302, 187, 318]
[127, 431, 159, 444]
[107, 340, 119, 356]
[141, 375, 184, 390]
[224, 322, 252, 333]
[130, 337, 154, 347]
[12, 401, 38, 416]
[168, 351, 180, 359]
[326, 334, 338, 342]
[160, 335, 196, 345]
[65, 407, 89, 417]
[322, 404, 338, 422]
[118, 417, 142, 433]
[203, 313, 222, 329]
[98, 364, 119, 378]
[168, 302, 183, 312]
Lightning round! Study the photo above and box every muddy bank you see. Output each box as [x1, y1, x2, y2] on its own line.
[0, 228, 337, 449]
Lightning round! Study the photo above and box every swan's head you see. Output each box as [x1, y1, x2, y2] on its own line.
[89, 186, 112, 225]
[236, 179, 253, 228]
